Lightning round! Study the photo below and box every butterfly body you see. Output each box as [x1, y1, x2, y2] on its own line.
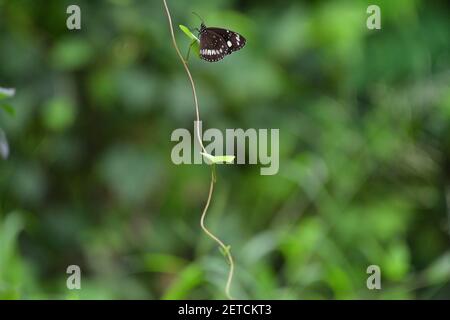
[198, 23, 246, 62]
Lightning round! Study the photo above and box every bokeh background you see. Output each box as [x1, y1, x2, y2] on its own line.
[1, 0, 449, 299]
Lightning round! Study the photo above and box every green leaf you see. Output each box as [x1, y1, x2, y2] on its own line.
[179, 25, 199, 42]
[162, 263, 203, 300]
[201, 152, 235, 164]
[0, 87, 15, 100]
[189, 40, 201, 58]
[0, 104, 15, 116]
[179, 25, 200, 59]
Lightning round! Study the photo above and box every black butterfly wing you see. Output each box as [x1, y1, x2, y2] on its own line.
[207, 28, 246, 54]
[199, 30, 228, 62]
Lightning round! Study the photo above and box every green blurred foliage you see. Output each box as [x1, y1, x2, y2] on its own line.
[0, 0, 449, 299]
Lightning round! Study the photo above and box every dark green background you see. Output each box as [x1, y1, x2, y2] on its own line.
[0, 0, 449, 299]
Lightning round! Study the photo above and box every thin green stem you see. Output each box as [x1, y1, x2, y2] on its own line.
[162, 0, 235, 300]
[200, 171, 234, 299]
[162, 0, 205, 153]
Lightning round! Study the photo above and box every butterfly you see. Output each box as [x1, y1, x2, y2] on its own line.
[197, 22, 246, 62]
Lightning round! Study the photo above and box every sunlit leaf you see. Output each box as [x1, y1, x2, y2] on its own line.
[201, 152, 235, 164]
[179, 25, 200, 58]
[179, 25, 199, 42]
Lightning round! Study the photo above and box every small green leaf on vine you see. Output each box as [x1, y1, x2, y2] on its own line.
[179, 25, 199, 42]
[201, 152, 235, 164]
[179, 25, 200, 60]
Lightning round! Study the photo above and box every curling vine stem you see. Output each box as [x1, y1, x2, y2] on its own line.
[162, 0, 235, 300]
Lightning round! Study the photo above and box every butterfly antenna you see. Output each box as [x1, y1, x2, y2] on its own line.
[192, 12, 205, 24]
